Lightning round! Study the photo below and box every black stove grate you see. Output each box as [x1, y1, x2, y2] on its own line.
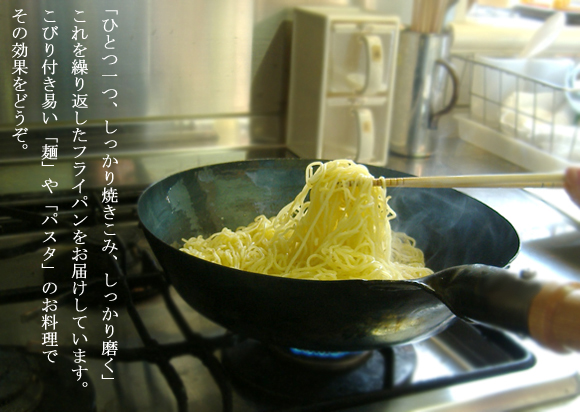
[0, 188, 234, 412]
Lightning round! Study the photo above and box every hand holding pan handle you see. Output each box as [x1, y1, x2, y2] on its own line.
[528, 282, 580, 353]
[416, 264, 580, 353]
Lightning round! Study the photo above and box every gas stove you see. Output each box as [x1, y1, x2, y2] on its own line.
[1, 129, 579, 412]
[0, 185, 543, 412]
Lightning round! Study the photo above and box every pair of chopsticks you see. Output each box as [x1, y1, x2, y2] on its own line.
[371, 172, 565, 189]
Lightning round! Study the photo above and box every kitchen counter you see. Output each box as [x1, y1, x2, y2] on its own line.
[0, 116, 579, 412]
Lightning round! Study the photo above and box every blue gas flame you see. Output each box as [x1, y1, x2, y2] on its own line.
[288, 348, 362, 359]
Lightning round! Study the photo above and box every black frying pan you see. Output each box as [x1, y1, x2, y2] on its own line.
[137, 159, 580, 353]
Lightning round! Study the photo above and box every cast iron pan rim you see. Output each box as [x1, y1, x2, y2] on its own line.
[137, 157, 521, 285]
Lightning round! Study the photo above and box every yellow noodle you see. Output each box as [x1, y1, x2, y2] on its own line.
[181, 159, 433, 280]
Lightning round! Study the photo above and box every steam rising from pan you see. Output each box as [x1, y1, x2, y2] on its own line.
[386, 184, 518, 272]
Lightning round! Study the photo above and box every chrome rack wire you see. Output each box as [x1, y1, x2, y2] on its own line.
[450, 54, 580, 168]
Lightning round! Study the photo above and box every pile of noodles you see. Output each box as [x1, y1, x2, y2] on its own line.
[181, 159, 432, 280]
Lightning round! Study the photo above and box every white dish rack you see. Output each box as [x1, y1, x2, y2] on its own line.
[453, 55, 580, 172]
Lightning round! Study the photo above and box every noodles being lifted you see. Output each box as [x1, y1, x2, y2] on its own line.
[181, 159, 432, 280]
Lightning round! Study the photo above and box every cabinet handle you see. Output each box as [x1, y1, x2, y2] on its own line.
[360, 34, 385, 95]
[354, 108, 375, 163]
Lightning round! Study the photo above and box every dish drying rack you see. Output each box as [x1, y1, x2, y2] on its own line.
[452, 55, 580, 172]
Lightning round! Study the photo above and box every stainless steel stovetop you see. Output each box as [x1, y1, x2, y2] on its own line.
[1, 122, 579, 412]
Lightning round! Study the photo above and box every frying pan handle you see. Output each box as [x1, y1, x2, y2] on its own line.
[421, 264, 580, 353]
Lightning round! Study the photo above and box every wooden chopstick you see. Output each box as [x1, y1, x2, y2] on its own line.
[411, 0, 450, 34]
[371, 172, 565, 189]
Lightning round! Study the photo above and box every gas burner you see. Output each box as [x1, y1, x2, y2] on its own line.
[269, 346, 372, 371]
[0, 350, 96, 412]
[221, 339, 416, 403]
